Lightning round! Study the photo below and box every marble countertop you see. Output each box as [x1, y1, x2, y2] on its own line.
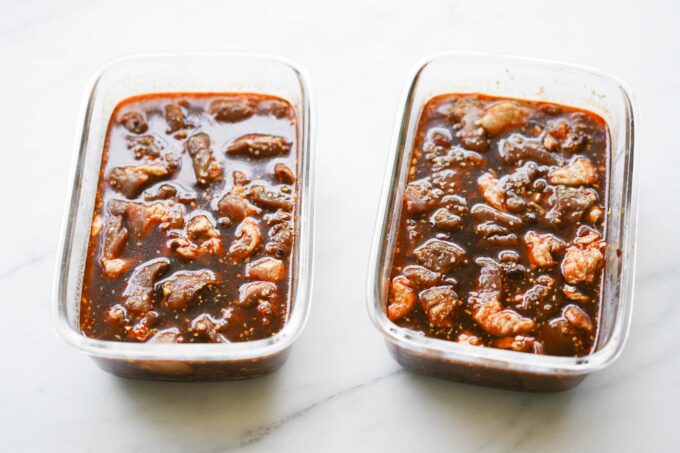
[1, 0, 677, 451]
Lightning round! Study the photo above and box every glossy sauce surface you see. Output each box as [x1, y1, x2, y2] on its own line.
[80, 93, 298, 343]
[387, 94, 608, 356]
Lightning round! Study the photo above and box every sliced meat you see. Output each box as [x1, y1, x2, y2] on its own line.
[123, 258, 170, 314]
[561, 241, 604, 285]
[191, 314, 227, 343]
[425, 145, 485, 171]
[548, 156, 598, 186]
[257, 98, 291, 119]
[457, 330, 483, 346]
[229, 217, 262, 261]
[387, 276, 416, 321]
[164, 102, 187, 133]
[238, 281, 278, 308]
[403, 179, 443, 214]
[543, 117, 589, 153]
[400, 265, 442, 289]
[232, 170, 250, 186]
[147, 328, 183, 344]
[430, 207, 463, 230]
[169, 214, 223, 260]
[120, 111, 148, 134]
[478, 172, 505, 211]
[274, 163, 296, 184]
[246, 257, 286, 282]
[185, 132, 223, 185]
[545, 186, 597, 225]
[493, 335, 544, 354]
[524, 231, 567, 268]
[217, 186, 261, 222]
[109, 199, 185, 238]
[471, 204, 522, 228]
[210, 97, 254, 122]
[100, 215, 129, 279]
[480, 102, 526, 136]
[161, 270, 217, 311]
[563, 304, 594, 333]
[249, 185, 294, 211]
[108, 165, 170, 199]
[126, 134, 163, 160]
[418, 285, 461, 327]
[414, 239, 466, 273]
[499, 134, 561, 166]
[265, 220, 294, 258]
[226, 134, 291, 158]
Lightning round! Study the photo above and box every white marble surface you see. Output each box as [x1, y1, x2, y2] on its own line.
[0, 0, 678, 451]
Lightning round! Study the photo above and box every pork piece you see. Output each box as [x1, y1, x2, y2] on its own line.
[414, 239, 465, 273]
[387, 276, 417, 321]
[499, 134, 561, 166]
[493, 335, 544, 354]
[524, 231, 566, 268]
[479, 163, 541, 212]
[257, 98, 291, 119]
[425, 145, 485, 171]
[229, 217, 262, 261]
[400, 265, 442, 289]
[161, 270, 217, 311]
[430, 208, 463, 231]
[164, 102, 187, 133]
[542, 117, 588, 153]
[548, 156, 598, 186]
[226, 134, 291, 158]
[471, 203, 522, 246]
[185, 132, 223, 185]
[480, 102, 527, 136]
[561, 227, 605, 285]
[457, 125, 489, 152]
[122, 258, 170, 314]
[109, 199, 185, 238]
[246, 257, 286, 282]
[126, 134, 163, 160]
[424, 127, 453, 149]
[148, 328, 183, 344]
[404, 179, 443, 214]
[457, 330, 483, 346]
[274, 163, 296, 184]
[120, 111, 148, 134]
[100, 214, 129, 279]
[217, 186, 261, 222]
[431, 169, 457, 193]
[441, 194, 469, 215]
[513, 279, 559, 321]
[265, 219, 294, 258]
[108, 165, 170, 198]
[468, 258, 534, 336]
[563, 284, 590, 302]
[545, 186, 597, 225]
[249, 185, 294, 211]
[563, 304, 594, 333]
[238, 281, 278, 308]
[143, 183, 196, 203]
[264, 209, 292, 225]
[128, 311, 160, 341]
[210, 97, 254, 122]
[418, 285, 461, 327]
[232, 170, 250, 186]
[191, 314, 227, 343]
[170, 214, 223, 260]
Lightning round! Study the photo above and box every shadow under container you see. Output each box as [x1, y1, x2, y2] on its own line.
[53, 54, 315, 381]
[367, 52, 637, 392]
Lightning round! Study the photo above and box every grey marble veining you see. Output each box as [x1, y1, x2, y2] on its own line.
[0, 0, 678, 451]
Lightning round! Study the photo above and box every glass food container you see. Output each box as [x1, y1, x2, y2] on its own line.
[367, 51, 637, 392]
[53, 54, 315, 381]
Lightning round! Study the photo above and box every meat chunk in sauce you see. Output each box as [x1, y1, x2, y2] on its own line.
[229, 217, 262, 261]
[414, 239, 466, 273]
[161, 270, 217, 311]
[238, 281, 278, 308]
[249, 185, 294, 211]
[120, 111, 148, 134]
[185, 132, 223, 185]
[418, 285, 461, 327]
[210, 97, 254, 122]
[226, 134, 291, 158]
[265, 219, 294, 258]
[274, 163, 296, 184]
[387, 276, 417, 321]
[164, 102, 187, 133]
[217, 186, 261, 222]
[388, 94, 608, 356]
[548, 156, 598, 186]
[246, 257, 286, 282]
[100, 215, 129, 279]
[108, 165, 170, 199]
[122, 258, 169, 314]
[169, 214, 223, 260]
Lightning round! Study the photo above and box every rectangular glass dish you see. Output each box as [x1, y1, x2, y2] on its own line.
[367, 52, 637, 392]
[53, 54, 315, 381]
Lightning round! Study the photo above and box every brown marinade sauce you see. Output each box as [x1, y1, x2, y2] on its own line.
[387, 93, 608, 357]
[80, 93, 298, 343]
